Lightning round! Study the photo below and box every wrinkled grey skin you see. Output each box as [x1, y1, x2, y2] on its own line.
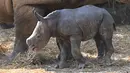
[26, 5, 115, 69]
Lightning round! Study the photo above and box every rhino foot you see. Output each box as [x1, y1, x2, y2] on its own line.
[78, 63, 86, 69]
[104, 57, 112, 66]
[97, 57, 112, 66]
[55, 61, 69, 69]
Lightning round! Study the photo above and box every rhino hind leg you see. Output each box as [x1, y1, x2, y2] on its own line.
[98, 23, 114, 65]
[94, 32, 114, 66]
[94, 34, 105, 59]
[101, 36, 114, 66]
[94, 34, 107, 65]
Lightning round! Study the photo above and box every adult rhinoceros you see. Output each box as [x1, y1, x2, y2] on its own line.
[0, 0, 109, 61]
[0, 0, 14, 29]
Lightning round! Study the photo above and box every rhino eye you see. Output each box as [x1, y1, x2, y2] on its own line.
[37, 34, 40, 38]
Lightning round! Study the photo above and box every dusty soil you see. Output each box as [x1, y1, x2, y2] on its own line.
[0, 25, 130, 73]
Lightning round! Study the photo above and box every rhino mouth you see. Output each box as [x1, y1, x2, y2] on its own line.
[30, 46, 39, 51]
[32, 47, 37, 51]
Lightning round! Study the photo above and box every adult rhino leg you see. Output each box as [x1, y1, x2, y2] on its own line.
[9, 6, 37, 61]
[0, 23, 14, 29]
[9, 37, 28, 61]
[56, 38, 73, 61]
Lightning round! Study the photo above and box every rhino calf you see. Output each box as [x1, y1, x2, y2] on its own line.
[26, 5, 115, 69]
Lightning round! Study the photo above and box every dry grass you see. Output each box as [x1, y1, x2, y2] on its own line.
[0, 69, 55, 73]
[0, 25, 130, 72]
[0, 41, 12, 54]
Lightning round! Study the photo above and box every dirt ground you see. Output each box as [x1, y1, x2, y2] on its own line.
[0, 25, 130, 73]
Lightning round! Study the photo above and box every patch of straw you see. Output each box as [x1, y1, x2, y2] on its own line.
[9, 50, 37, 68]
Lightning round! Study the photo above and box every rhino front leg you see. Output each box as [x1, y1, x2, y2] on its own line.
[56, 38, 73, 61]
[56, 38, 70, 69]
[70, 35, 86, 69]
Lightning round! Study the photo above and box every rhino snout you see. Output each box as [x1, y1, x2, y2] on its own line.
[26, 38, 35, 48]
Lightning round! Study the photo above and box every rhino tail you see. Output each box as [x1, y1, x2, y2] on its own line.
[101, 8, 116, 31]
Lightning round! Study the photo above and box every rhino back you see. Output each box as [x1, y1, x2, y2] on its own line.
[76, 5, 104, 40]
[57, 5, 103, 40]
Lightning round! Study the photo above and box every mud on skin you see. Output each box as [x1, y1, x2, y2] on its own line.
[26, 5, 115, 69]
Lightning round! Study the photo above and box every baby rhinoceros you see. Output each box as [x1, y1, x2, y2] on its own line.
[26, 5, 115, 69]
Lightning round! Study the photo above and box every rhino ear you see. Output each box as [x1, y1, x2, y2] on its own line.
[33, 9, 44, 21]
